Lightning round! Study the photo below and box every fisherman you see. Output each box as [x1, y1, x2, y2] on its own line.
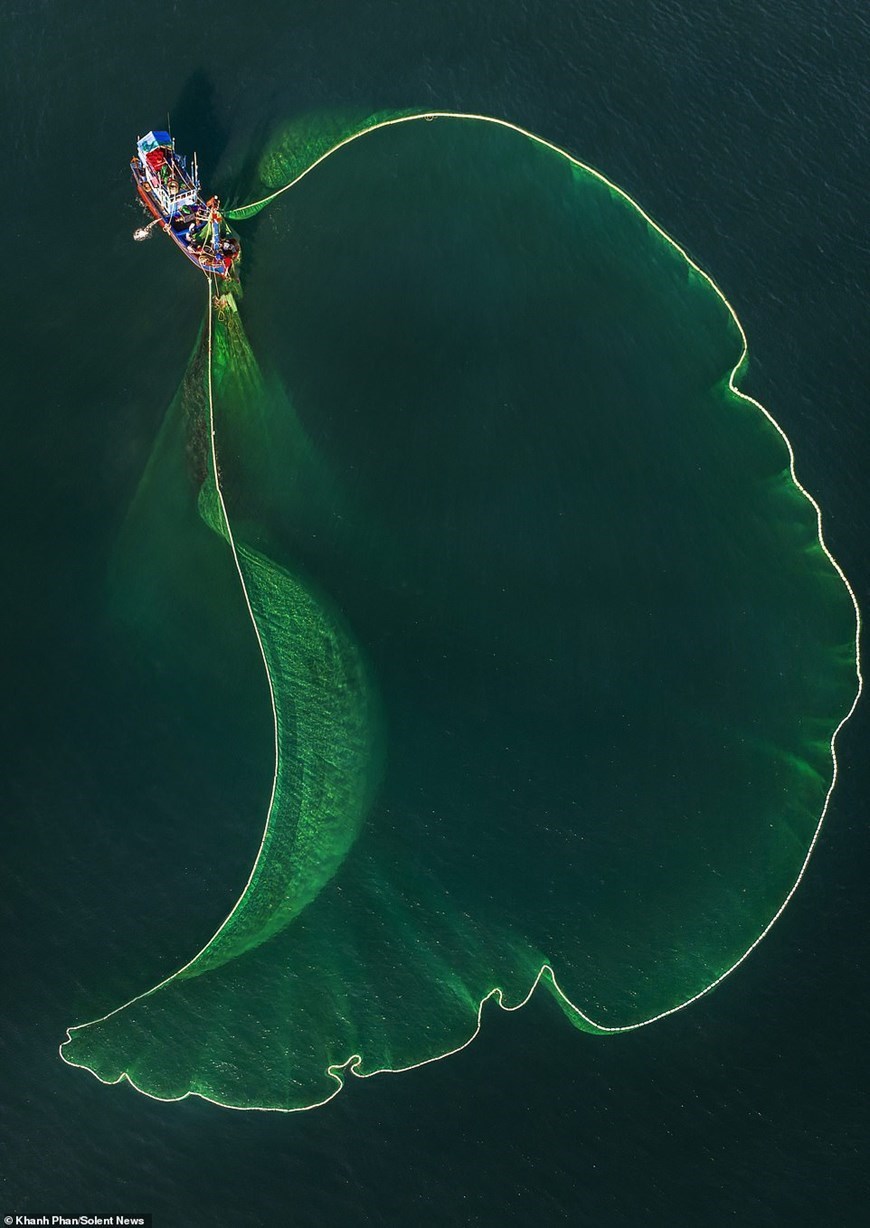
[219, 235, 239, 275]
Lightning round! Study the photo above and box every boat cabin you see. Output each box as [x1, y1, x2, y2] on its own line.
[135, 131, 199, 217]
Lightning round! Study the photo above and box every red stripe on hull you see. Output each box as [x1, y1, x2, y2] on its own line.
[135, 181, 164, 223]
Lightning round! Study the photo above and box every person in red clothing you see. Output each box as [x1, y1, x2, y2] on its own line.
[219, 234, 239, 275]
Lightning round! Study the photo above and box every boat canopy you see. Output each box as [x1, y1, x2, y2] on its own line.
[138, 130, 172, 155]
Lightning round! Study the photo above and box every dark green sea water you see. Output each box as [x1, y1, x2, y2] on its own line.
[3, 1, 869, 1223]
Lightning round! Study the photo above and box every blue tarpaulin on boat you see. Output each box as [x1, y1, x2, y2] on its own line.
[138, 130, 172, 153]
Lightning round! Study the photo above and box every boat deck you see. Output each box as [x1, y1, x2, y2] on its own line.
[131, 160, 236, 279]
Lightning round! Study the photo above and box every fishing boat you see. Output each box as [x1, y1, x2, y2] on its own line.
[131, 130, 240, 279]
